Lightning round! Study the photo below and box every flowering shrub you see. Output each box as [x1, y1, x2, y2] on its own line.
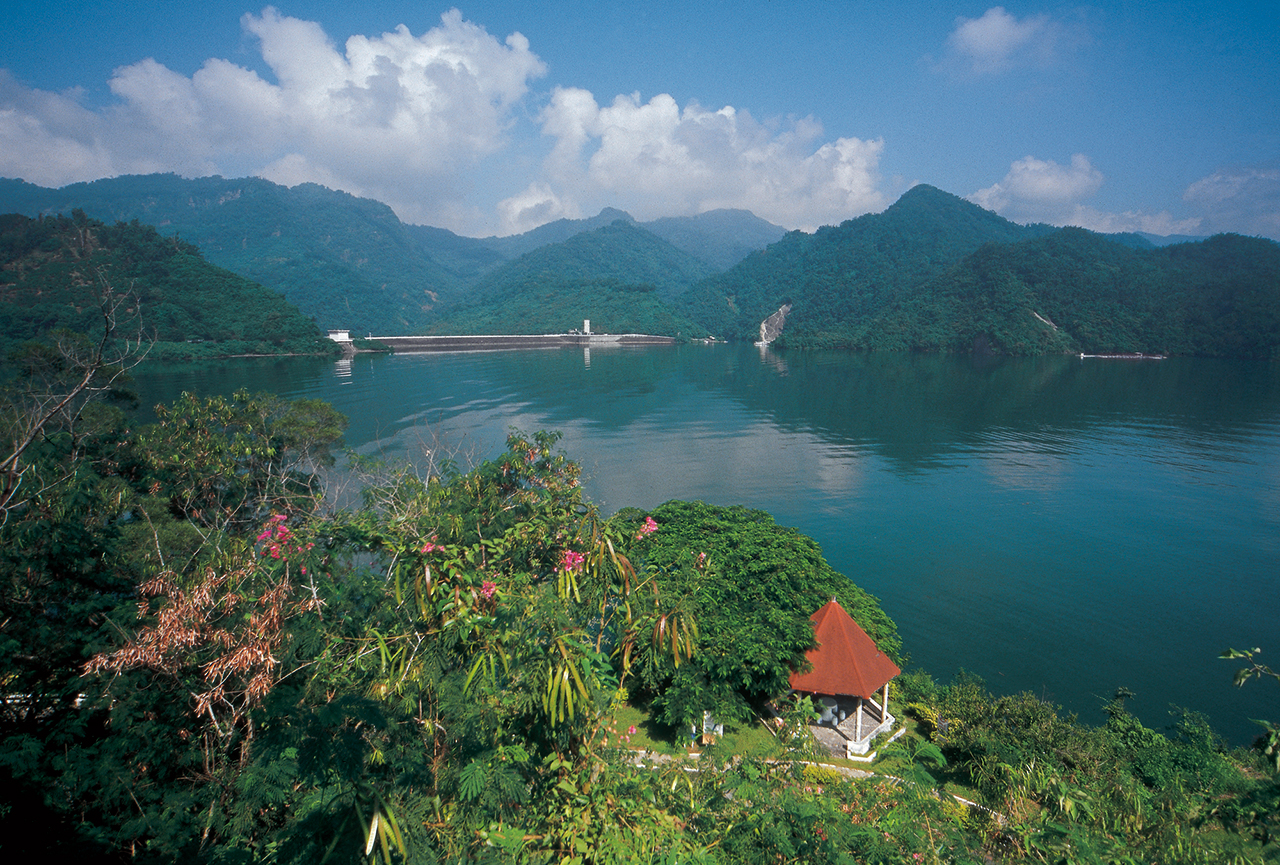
[256, 514, 314, 562]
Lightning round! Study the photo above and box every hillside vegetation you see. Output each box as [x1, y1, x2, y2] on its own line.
[1, 377, 1276, 862]
[676, 184, 1053, 342]
[0, 211, 329, 359]
[680, 185, 1280, 357]
[0, 175, 467, 335]
[4, 175, 1276, 357]
[432, 221, 714, 336]
[0, 176, 784, 336]
[873, 229, 1280, 357]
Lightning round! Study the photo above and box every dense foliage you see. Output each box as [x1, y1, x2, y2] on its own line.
[616, 500, 899, 727]
[676, 184, 1053, 343]
[893, 672, 1280, 863]
[872, 229, 1280, 357]
[0, 339, 1277, 862]
[0, 175, 468, 335]
[0, 211, 330, 359]
[435, 276, 708, 337]
[677, 185, 1280, 358]
[466, 221, 718, 304]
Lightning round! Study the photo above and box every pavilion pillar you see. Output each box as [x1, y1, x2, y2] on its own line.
[855, 699, 863, 740]
[883, 682, 890, 721]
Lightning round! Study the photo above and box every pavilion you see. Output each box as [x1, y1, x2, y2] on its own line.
[789, 598, 901, 758]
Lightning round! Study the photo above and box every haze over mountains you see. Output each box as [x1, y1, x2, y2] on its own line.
[1, 174, 1276, 358]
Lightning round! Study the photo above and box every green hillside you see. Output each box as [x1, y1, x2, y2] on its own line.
[433, 221, 715, 336]
[677, 184, 1054, 343]
[0, 211, 329, 359]
[0, 178, 791, 335]
[0, 175, 464, 335]
[474, 220, 716, 301]
[867, 228, 1280, 357]
[6, 176, 1273, 356]
[676, 185, 1280, 358]
[436, 277, 707, 337]
[479, 207, 638, 259]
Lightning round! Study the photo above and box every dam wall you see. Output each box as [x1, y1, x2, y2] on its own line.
[366, 333, 677, 353]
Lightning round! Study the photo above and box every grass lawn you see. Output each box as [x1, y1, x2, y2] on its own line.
[611, 703, 785, 758]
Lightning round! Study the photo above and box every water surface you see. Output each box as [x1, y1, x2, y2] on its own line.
[132, 345, 1280, 744]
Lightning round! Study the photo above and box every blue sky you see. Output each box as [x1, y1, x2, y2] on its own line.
[2, 1, 1277, 239]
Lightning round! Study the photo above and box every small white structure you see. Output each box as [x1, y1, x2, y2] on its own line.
[583, 319, 591, 334]
[327, 328, 352, 343]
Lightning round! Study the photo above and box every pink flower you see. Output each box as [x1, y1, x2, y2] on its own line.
[635, 516, 658, 539]
[560, 550, 585, 572]
[480, 581, 497, 599]
[628, 725, 637, 735]
[420, 541, 438, 554]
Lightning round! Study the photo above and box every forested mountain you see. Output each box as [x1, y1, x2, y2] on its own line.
[430, 221, 714, 335]
[0, 177, 788, 333]
[677, 185, 1280, 358]
[0, 175, 465, 335]
[866, 228, 1280, 357]
[473, 220, 717, 302]
[676, 184, 1056, 343]
[0, 211, 328, 359]
[645, 208, 788, 271]
[4, 175, 1273, 356]
[433, 276, 708, 337]
[479, 207, 638, 259]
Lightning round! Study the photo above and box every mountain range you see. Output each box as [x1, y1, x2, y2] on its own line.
[1, 174, 1277, 358]
[0, 175, 784, 335]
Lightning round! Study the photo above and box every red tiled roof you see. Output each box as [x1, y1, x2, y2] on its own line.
[788, 598, 900, 698]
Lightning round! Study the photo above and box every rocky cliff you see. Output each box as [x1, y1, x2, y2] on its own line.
[758, 304, 792, 344]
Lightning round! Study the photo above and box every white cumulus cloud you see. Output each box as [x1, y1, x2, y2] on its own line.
[943, 6, 1085, 76]
[0, 7, 546, 229]
[1, 7, 895, 235]
[971, 154, 1203, 237]
[496, 182, 572, 234]
[972, 153, 1104, 216]
[1183, 165, 1280, 239]
[523, 86, 886, 233]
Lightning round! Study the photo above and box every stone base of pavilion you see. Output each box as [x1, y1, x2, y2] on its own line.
[806, 695, 901, 761]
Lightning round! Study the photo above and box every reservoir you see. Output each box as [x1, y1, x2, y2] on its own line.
[131, 344, 1280, 745]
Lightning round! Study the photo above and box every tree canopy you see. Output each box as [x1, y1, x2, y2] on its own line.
[0, 211, 329, 359]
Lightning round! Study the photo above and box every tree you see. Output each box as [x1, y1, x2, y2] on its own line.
[1222, 647, 1280, 771]
[0, 273, 148, 521]
[617, 500, 900, 727]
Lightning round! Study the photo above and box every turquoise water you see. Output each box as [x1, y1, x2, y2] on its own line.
[131, 345, 1280, 745]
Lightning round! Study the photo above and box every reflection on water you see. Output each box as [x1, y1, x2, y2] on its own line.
[129, 346, 1280, 744]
